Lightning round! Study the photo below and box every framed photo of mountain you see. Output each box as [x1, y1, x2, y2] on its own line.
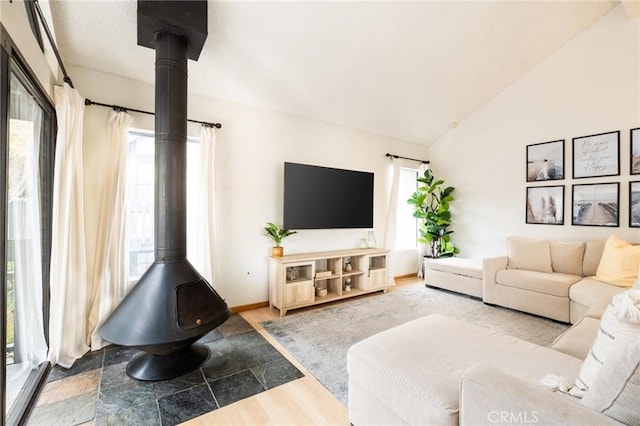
[526, 140, 564, 182]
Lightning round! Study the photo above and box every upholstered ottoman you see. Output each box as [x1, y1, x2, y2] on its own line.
[424, 258, 483, 298]
[347, 314, 583, 426]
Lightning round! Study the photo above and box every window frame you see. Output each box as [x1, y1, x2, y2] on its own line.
[396, 167, 419, 251]
[1, 24, 55, 426]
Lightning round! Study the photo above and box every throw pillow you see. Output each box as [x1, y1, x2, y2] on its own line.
[581, 340, 640, 425]
[574, 290, 640, 394]
[550, 241, 585, 276]
[595, 236, 640, 287]
[580, 289, 640, 425]
[506, 237, 552, 273]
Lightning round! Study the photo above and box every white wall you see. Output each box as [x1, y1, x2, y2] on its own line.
[1, 0, 58, 96]
[72, 67, 427, 307]
[429, 6, 640, 259]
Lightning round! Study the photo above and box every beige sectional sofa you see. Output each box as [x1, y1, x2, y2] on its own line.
[348, 291, 638, 425]
[483, 237, 626, 323]
[348, 236, 640, 425]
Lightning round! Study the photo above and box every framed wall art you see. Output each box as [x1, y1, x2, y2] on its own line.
[526, 140, 564, 182]
[631, 128, 640, 175]
[572, 130, 620, 179]
[631, 181, 640, 228]
[526, 185, 564, 225]
[571, 182, 619, 227]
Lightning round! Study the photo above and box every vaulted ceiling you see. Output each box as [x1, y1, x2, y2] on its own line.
[49, 1, 621, 145]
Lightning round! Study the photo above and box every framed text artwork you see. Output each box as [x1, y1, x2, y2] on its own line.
[571, 183, 619, 227]
[526, 140, 564, 182]
[631, 181, 640, 228]
[572, 131, 620, 179]
[632, 128, 640, 175]
[526, 186, 564, 225]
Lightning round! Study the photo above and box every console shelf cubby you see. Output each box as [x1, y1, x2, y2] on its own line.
[268, 248, 389, 316]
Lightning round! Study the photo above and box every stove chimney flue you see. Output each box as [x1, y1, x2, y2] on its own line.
[154, 30, 188, 262]
[99, 0, 229, 382]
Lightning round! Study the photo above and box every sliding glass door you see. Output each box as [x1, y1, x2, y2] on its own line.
[1, 31, 54, 426]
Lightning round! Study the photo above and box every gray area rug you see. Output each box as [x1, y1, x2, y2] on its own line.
[261, 284, 569, 406]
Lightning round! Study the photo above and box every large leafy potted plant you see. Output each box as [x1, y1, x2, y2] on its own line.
[264, 222, 297, 257]
[407, 169, 459, 259]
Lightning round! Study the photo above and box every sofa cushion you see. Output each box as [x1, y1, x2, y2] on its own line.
[550, 241, 586, 276]
[496, 269, 580, 297]
[507, 237, 552, 273]
[595, 235, 640, 287]
[569, 278, 626, 311]
[549, 315, 599, 360]
[583, 239, 605, 277]
[581, 339, 640, 425]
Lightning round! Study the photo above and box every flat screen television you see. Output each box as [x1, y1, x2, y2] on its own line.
[283, 162, 374, 229]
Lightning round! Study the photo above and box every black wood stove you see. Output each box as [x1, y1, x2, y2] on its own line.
[99, 0, 229, 381]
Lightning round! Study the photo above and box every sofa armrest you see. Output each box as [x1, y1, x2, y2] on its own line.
[482, 256, 508, 304]
[459, 364, 621, 426]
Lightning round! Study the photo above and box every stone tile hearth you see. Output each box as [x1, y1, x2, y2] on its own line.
[28, 315, 304, 426]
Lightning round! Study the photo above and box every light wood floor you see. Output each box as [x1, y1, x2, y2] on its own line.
[184, 277, 422, 426]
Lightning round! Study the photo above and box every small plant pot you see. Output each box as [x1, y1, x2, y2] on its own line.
[272, 247, 284, 257]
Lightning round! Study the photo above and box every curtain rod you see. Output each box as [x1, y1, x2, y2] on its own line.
[385, 153, 429, 164]
[31, 1, 221, 129]
[84, 99, 222, 129]
[33, 0, 73, 87]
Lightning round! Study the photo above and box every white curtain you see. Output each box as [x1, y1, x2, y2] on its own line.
[48, 83, 89, 368]
[383, 159, 402, 285]
[88, 110, 134, 350]
[8, 73, 48, 370]
[416, 162, 429, 278]
[191, 125, 217, 285]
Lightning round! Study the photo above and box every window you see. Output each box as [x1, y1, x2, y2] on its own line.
[126, 131, 200, 282]
[2, 43, 55, 424]
[396, 168, 418, 250]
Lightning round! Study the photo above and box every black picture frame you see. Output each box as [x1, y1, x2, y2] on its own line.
[571, 182, 619, 227]
[526, 140, 564, 182]
[630, 181, 640, 228]
[631, 128, 640, 175]
[526, 185, 564, 225]
[572, 130, 620, 179]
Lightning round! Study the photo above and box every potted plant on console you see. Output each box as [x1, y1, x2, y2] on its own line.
[264, 222, 297, 257]
[407, 169, 459, 260]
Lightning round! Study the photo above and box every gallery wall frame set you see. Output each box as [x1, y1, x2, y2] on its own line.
[526, 128, 639, 227]
[572, 130, 620, 179]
